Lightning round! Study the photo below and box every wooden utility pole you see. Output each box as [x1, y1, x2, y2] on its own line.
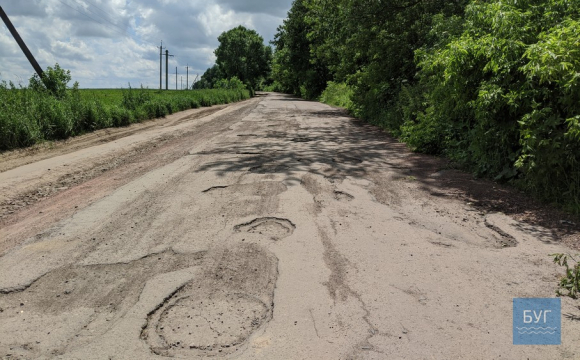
[186, 64, 189, 90]
[0, 6, 44, 79]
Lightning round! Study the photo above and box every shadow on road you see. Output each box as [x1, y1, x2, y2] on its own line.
[195, 99, 579, 247]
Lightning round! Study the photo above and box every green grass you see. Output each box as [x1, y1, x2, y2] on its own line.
[0, 85, 251, 151]
[77, 89, 232, 105]
[318, 82, 354, 110]
[78, 89, 125, 106]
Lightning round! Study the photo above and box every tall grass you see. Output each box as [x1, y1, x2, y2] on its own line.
[319, 82, 354, 110]
[0, 82, 250, 151]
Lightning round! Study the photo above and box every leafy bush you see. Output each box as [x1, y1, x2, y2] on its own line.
[29, 63, 71, 99]
[519, 18, 580, 210]
[109, 106, 133, 127]
[410, 0, 580, 211]
[214, 77, 247, 91]
[319, 82, 354, 109]
[262, 81, 284, 92]
[552, 253, 580, 299]
[121, 85, 152, 110]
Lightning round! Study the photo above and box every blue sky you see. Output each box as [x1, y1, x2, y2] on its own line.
[0, 0, 293, 88]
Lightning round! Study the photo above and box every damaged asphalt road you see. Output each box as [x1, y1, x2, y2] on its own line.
[0, 93, 579, 359]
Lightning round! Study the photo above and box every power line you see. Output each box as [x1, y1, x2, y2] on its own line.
[70, 0, 127, 36]
[75, 0, 119, 24]
[56, 0, 105, 26]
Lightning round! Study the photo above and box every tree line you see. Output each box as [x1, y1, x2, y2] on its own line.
[198, 0, 580, 212]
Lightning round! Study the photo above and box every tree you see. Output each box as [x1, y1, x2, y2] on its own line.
[192, 65, 222, 89]
[214, 26, 272, 89]
[271, 0, 331, 99]
[271, 0, 580, 210]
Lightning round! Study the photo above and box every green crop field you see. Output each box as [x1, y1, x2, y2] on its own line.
[0, 84, 250, 151]
[77, 89, 126, 106]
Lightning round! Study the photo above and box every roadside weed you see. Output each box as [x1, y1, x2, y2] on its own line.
[552, 253, 580, 299]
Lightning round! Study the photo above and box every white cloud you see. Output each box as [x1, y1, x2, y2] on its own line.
[0, 0, 292, 88]
[198, 4, 254, 38]
[51, 40, 94, 61]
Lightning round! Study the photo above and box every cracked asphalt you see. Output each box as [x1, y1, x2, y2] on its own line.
[0, 93, 579, 359]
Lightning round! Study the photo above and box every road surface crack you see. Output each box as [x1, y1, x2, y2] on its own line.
[484, 218, 518, 248]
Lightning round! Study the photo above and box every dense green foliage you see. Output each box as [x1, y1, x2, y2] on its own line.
[194, 26, 272, 91]
[0, 64, 250, 151]
[213, 76, 246, 91]
[271, 0, 331, 99]
[273, 0, 580, 212]
[215, 26, 272, 89]
[29, 64, 72, 99]
[408, 0, 580, 210]
[192, 65, 223, 90]
[319, 82, 353, 109]
[272, 0, 465, 100]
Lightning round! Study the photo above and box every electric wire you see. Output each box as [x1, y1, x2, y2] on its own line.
[70, 0, 128, 35]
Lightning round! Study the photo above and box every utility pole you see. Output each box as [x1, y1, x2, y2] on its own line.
[175, 67, 177, 90]
[158, 41, 165, 90]
[165, 49, 173, 90]
[0, 6, 44, 79]
[186, 64, 189, 90]
[181, 76, 183, 90]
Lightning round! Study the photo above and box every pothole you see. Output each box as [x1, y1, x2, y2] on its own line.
[142, 244, 278, 359]
[202, 182, 288, 198]
[334, 191, 354, 202]
[234, 217, 296, 240]
[149, 293, 268, 357]
[0, 250, 206, 358]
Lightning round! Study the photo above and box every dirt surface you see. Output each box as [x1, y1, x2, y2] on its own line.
[0, 93, 579, 359]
